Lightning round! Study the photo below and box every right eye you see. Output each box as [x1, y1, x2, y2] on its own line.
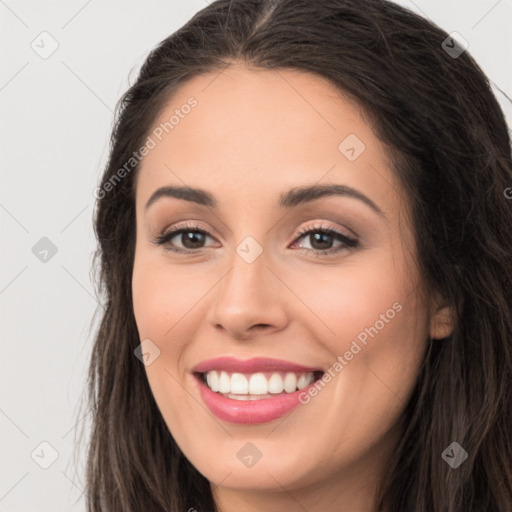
[152, 223, 218, 253]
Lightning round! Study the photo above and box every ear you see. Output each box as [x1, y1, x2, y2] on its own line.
[429, 296, 456, 340]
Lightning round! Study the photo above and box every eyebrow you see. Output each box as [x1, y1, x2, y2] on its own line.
[145, 184, 385, 217]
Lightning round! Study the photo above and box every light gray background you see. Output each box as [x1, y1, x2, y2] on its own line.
[1, 0, 511, 510]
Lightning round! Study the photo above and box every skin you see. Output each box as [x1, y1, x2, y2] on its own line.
[131, 63, 455, 512]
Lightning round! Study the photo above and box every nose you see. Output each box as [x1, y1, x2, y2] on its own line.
[206, 246, 289, 341]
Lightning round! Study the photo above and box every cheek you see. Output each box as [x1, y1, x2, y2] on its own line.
[289, 265, 427, 465]
[289, 257, 415, 347]
[292, 255, 428, 399]
[131, 256, 209, 396]
[131, 259, 197, 442]
[132, 256, 201, 343]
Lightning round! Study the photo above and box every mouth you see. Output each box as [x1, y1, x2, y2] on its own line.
[194, 369, 324, 400]
[191, 357, 325, 424]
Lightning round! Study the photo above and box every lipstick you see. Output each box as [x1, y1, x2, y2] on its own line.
[192, 357, 324, 424]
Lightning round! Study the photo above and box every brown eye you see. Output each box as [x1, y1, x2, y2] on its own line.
[175, 230, 207, 249]
[301, 231, 336, 251]
[292, 224, 359, 256]
[153, 223, 216, 253]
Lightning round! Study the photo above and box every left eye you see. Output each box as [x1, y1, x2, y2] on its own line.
[292, 226, 359, 254]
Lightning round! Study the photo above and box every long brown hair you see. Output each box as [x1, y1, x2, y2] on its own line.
[82, 1, 512, 510]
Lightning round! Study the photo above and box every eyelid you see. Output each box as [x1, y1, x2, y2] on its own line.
[294, 221, 356, 241]
[159, 221, 209, 238]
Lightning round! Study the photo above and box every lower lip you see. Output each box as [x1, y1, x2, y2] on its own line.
[196, 375, 316, 424]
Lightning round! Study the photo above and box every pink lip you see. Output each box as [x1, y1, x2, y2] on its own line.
[191, 356, 324, 424]
[192, 356, 323, 374]
[195, 375, 320, 424]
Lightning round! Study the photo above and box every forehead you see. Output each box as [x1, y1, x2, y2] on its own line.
[136, 64, 401, 216]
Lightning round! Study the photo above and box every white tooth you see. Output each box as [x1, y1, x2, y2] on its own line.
[268, 373, 284, 394]
[226, 394, 262, 401]
[249, 373, 269, 395]
[218, 371, 231, 393]
[283, 372, 297, 393]
[206, 371, 219, 392]
[230, 373, 249, 394]
[297, 372, 314, 390]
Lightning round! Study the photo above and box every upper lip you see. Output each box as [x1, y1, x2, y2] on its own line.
[192, 356, 323, 374]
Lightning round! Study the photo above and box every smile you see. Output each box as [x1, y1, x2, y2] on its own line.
[192, 357, 325, 424]
[201, 370, 319, 398]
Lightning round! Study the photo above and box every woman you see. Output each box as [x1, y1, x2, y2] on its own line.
[84, 0, 512, 510]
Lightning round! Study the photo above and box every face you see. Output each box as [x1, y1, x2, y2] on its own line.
[132, 64, 451, 505]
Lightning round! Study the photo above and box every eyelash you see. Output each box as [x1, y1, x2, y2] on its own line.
[152, 222, 359, 257]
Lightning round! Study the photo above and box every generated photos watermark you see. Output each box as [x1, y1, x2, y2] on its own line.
[298, 301, 403, 404]
[93, 96, 198, 200]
